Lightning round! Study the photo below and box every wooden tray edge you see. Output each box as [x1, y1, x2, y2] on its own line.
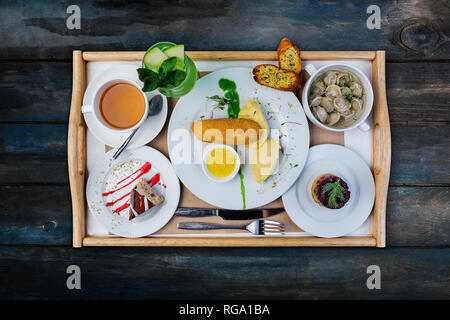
[83, 236, 377, 247]
[371, 51, 391, 248]
[68, 50, 87, 248]
[70, 49, 388, 248]
[82, 51, 377, 62]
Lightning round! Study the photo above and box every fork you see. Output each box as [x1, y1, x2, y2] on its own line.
[177, 220, 285, 235]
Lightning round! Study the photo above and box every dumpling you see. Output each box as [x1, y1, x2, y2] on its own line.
[327, 111, 341, 126]
[325, 85, 341, 99]
[311, 81, 326, 96]
[341, 86, 352, 96]
[323, 71, 338, 86]
[313, 106, 328, 123]
[320, 97, 334, 112]
[350, 82, 363, 97]
[351, 98, 363, 112]
[337, 73, 352, 87]
[333, 97, 349, 113]
[310, 96, 322, 108]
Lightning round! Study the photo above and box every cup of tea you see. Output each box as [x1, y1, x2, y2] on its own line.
[82, 79, 148, 132]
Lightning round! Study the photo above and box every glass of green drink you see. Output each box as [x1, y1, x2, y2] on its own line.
[142, 42, 197, 98]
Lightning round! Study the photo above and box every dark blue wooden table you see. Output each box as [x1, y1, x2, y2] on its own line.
[0, 0, 449, 299]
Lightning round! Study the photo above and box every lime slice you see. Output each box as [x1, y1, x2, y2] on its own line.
[143, 47, 169, 72]
[163, 44, 185, 71]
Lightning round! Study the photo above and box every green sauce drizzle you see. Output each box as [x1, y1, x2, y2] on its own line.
[238, 168, 246, 210]
[218, 78, 240, 119]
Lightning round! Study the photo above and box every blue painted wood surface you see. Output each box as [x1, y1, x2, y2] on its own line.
[0, 0, 448, 60]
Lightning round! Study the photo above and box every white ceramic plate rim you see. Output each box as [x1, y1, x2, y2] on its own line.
[83, 64, 168, 148]
[282, 144, 375, 238]
[86, 146, 180, 237]
[167, 67, 310, 209]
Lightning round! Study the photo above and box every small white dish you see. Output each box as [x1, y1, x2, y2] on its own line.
[282, 144, 375, 238]
[201, 144, 240, 183]
[86, 146, 180, 238]
[302, 63, 374, 132]
[83, 65, 168, 148]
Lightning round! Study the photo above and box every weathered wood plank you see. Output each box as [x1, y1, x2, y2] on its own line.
[0, 123, 448, 184]
[0, 185, 447, 246]
[386, 62, 450, 122]
[1, 61, 448, 123]
[0, 0, 448, 61]
[390, 124, 450, 184]
[0, 247, 448, 299]
[0, 124, 68, 183]
[0, 185, 72, 245]
[0, 62, 71, 122]
[386, 187, 450, 246]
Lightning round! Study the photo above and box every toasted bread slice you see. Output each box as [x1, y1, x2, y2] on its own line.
[252, 64, 300, 91]
[277, 37, 301, 74]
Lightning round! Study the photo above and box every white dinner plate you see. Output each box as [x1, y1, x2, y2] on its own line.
[282, 144, 375, 238]
[86, 146, 180, 237]
[83, 65, 168, 148]
[167, 67, 310, 209]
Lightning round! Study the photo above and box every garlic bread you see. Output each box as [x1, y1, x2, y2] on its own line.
[277, 37, 302, 74]
[252, 64, 300, 91]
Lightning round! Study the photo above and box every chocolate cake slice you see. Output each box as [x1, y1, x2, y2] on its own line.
[129, 178, 164, 220]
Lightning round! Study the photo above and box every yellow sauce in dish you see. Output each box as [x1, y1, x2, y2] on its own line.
[206, 148, 237, 178]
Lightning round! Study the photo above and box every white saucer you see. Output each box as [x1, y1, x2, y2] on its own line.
[282, 144, 375, 238]
[83, 65, 168, 148]
[86, 146, 180, 238]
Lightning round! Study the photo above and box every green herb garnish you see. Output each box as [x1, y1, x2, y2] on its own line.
[206, 95, 230, 109]
[321, 179, 346, 209]
[137, 58, 186, 92]
[343, 93, 353, 103]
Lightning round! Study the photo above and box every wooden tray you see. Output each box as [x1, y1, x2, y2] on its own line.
[68, 50, 390, 248]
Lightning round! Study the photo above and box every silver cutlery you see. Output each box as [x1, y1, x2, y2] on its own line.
[174, 208, 282, 220]
[113, 94, 163, 160]
[177, 219, 285, 235]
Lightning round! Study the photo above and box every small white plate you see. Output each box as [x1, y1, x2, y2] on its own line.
[83, 65, 168, 148]
[282, 144, 375, 238]
[167, 67, 310, 210]
[86, 146, 180, 237]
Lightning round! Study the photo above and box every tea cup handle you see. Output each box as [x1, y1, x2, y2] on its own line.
[81, 105, 93, 113]
[304, 64, 318, 76]
[358, 119, 371, 132]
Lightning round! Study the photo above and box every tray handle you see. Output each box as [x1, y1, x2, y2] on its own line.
[76, 123, 86, 175]
[68, 50, 87, 248]
[372, 51, 391, 248]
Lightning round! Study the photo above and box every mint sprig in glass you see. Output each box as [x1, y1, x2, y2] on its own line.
[137, 42, 197, 98]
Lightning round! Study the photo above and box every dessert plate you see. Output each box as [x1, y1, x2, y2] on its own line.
[83, 64, 168, 148]
[168, 67, 310, 209]
[86, 146, 180, 237]
[282, 144, 375, 238]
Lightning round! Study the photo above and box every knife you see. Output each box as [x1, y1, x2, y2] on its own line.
[174, 208, 281, 220]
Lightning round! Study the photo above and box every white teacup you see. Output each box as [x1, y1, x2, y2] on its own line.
[302, 64, 374, 132]
[81, 78, 148, 133]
